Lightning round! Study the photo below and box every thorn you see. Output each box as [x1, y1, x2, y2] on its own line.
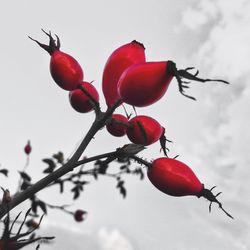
[210, 186, 217, 191]
[194, 70, 199, 76]
[209, 202, 212, 213]
[184, 67, 195, 71]
[216, 192, 222, 197]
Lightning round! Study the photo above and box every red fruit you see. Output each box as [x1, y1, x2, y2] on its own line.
[148, 158, 203, 196]
[24, 140, 32, 155]
[69, 82, 99, 113]
[106, 114, 129, 137]
[118, 62, 172, 107]
[147, 157, 233, 218]
[118, 61, 229, 107]
[29, 30, 83, 91]
[102, 40, 146, 107]
[126, 115, 163, 146]
[74, 209, 87, 222]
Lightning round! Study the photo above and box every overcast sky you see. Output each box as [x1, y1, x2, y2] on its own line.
[0, 0, 250, 249]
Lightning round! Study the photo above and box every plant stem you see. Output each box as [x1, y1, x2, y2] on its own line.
[0, 100, 122, 219]
[130, 155, 151, 168]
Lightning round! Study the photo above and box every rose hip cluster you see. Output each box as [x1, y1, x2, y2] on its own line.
[29, 30, 99, 114]
[30, 30, 232, 218]
[29, 31, 165, 146]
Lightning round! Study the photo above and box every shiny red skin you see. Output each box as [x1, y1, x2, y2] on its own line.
[148, 158, 203, 197]
[126, 115, 163, 146]
[69, 82, 99, 113]
[106, 114, 129, 137]
[50, 50, 84, 91]
[118, 61, 173, 107]
[102, 41, 146, 107]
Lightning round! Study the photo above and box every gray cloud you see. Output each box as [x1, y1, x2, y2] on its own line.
[23, 224, 134, 250]
[179, 0, 250, 249]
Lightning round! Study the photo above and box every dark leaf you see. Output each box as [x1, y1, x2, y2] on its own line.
[120, 165, 128, 170]
[42, 158, 56, 173]
[95, 160, 109, 174]
[119, 185, 126, 198]
[19, 171, 32, 182]
[37, 201, 47, 214]
[72, 180, 89, 186]
[133, 168, 144, 180]
[73, 190, 80, 200]
[21, 180, 31, 190]
[53, 151, 64, 164]
[55, 180, 64, 193]
[71, 186, 80, 200]
[92, 170, 98, 180]
[116, 180, 126, 198]
[0, 169, 8, 177]
[31, 201, 38, 214]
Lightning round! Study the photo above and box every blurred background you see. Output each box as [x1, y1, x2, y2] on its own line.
[0, 0, 249, 249]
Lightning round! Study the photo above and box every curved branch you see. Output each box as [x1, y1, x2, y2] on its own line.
[0, 102, 122, 219]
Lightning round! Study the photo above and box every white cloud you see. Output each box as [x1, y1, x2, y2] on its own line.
[179, 0, 250, 249]
[181, 0, 250, 79]
[98, 227, 134, 250]
[181, 0, 218, 30]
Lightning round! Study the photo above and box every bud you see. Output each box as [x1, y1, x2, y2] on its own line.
[24, 140, 32, 155]
[74, 209, 87, 222]
[26, 219, 39, 229]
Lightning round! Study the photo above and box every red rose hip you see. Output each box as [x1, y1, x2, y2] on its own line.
[147, 157, 233, 218]
[29, 30, 84, 91]
[148, 158, 203, 196]
[118, 61, 229, 107]
[102, 40, 146, 107]
[118, 61, 173, 107]
[106, 114, 129, 137]
[126, 115, 163, 145]
[69, 82, 99, 113]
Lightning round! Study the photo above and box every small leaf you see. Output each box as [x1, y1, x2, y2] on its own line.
[19, 171, 32, 182]
[120, 165, 128, 170]
[92, 170, 98, 180]
[37, 201, 47, 214]
[21, 180, 31, 190]
[116, 180, 126, 198]
[95, 160, 109, 174]
[133, 168, 144, 180]
[31, 201, 38, 214]
[55, 180, 64, 193]
[42, 158, 56, 173]
[71, 186, 81, 200]
[0, 169, 8, 177]
[53, 151, 64, 164]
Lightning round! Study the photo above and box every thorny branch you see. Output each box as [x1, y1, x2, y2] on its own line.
[0, 99, 123, 219]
